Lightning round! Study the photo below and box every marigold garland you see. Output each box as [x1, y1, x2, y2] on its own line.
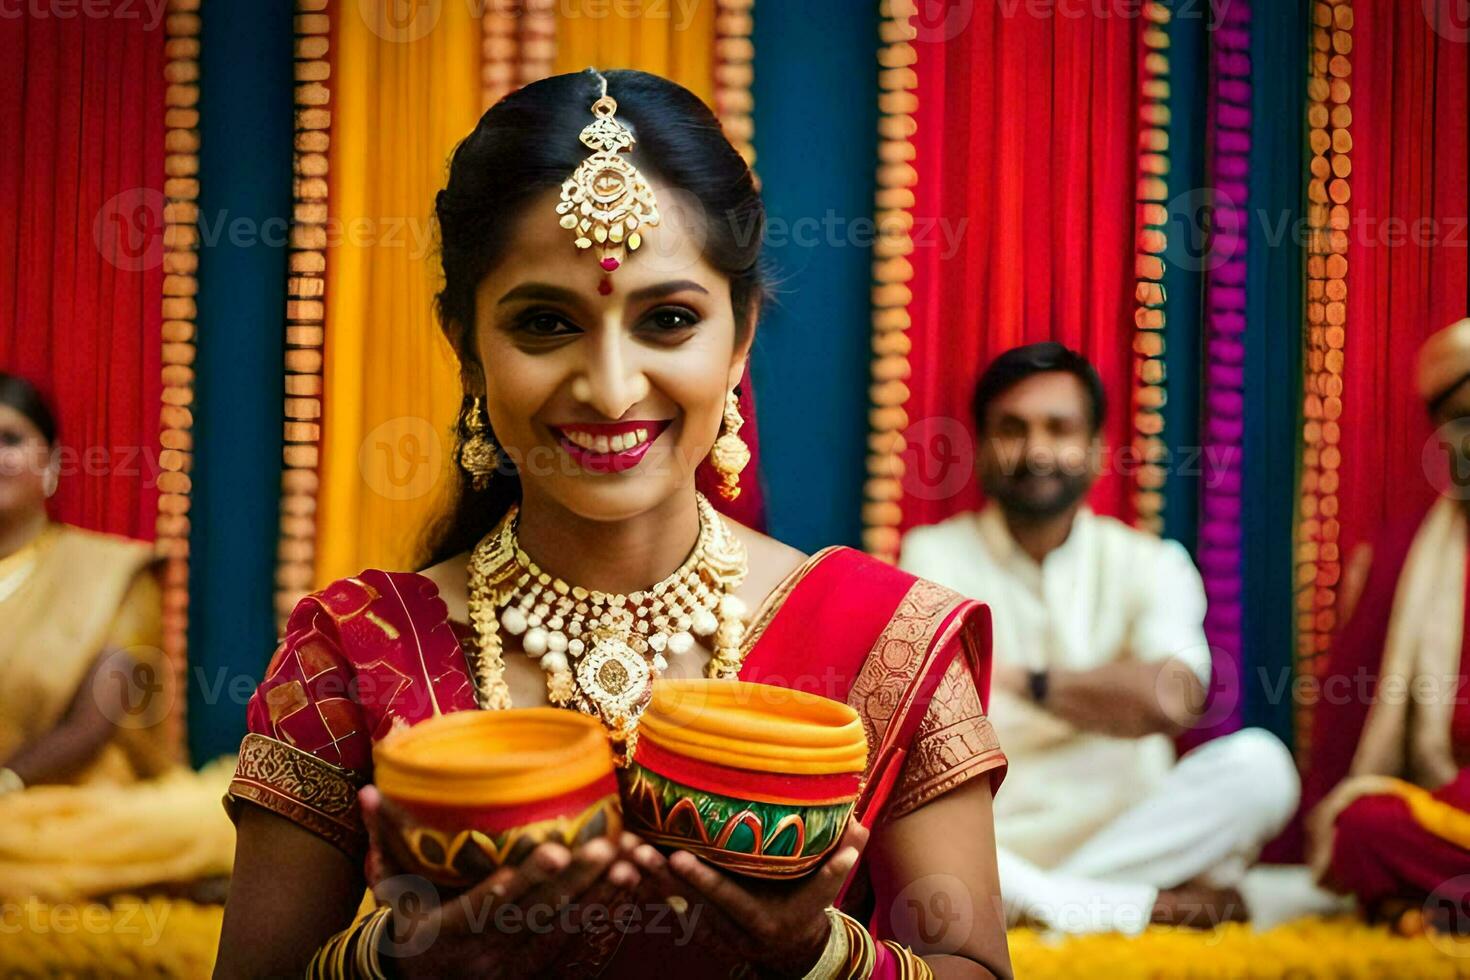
[274, 0, 332, 626]
[1132, 2, 1172, 534]
[862, 0, 918, 564]
[1294, 0, 1353, 761]
[158, 0, 203, 746]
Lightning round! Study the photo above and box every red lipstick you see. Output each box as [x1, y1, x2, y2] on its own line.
[551, 419, 672, 474]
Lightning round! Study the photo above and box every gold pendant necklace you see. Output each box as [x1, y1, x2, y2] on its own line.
[466, 493, 749, 750]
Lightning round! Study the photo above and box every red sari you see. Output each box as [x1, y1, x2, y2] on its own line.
[227, 546, 1006, 975]
[1306, 507, 1470, 912]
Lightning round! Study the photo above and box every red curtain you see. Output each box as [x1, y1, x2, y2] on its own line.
[900, 9, 1139, 531]
[0, 11, 165, 540]
[1337, 0, 1469, 561]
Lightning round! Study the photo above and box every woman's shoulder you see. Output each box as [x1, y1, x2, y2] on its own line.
[51, 522, 157, 568]
[282, 566, 452, 637]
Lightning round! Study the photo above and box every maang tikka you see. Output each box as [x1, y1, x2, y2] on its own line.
[556, 71, 661, 295]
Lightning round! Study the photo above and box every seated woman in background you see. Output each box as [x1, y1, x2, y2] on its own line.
[216, 69, 1012, 979]
[0, 372, 232, 901]
[0, 371, 173, 791]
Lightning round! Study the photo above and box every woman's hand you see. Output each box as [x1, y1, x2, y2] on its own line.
[360, 785, 642, 979]
[630, 820, 870, 977]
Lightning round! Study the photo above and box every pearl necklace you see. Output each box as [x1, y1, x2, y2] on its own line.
[466, 493, 749, 744]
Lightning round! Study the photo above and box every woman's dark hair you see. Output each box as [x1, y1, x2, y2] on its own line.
[423, 69, 766, 567]
[970, 342, 1107, 435]
[0, 372, 58, 447]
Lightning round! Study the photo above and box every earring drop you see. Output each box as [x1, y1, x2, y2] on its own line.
[458, 396, 500, 490]
[708, 389, 750, 501]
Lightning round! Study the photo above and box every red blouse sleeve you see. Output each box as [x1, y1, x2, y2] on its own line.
[224, 589, 375, 858]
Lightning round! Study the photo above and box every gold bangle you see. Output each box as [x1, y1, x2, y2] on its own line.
[307, 907, 394, 980]
[800, 907, 853, 980]
[0, 768, 25, 797]
[880, 939, 934, 980]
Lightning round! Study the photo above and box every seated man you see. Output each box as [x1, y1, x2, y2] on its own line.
[1307, 318, 1470, 930]
[900, 342, 1300, 934]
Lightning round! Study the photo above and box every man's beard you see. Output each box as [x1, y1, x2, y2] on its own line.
[981, 463, 1093, 522]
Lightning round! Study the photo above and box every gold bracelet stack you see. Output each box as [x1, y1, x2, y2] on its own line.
[306, 905, 393, 980]
[797, 908, 932, 980]
[880, 939, 935, 980]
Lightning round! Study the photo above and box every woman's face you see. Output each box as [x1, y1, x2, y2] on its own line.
[0, 403, 54, 519]
[471, 184, 751, 523]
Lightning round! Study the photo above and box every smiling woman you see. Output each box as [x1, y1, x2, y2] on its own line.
[214, 69, 1012, 980]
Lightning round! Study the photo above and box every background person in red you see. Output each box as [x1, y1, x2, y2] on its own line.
[1307, 318, 1470, 930]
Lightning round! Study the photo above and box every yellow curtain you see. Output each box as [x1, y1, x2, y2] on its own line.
[553, 0, 716, 105]
[315, 1, 482, 585]
[316, 2, 718, 584]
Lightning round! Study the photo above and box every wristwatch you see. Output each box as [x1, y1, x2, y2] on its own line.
[1026, 668, 1050, 705]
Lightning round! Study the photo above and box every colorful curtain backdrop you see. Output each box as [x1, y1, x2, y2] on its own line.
[313, 2, 483, 586]
[1192, 0, 1254, 742]
[1335, 0, 1469, 568]
[553, 0, 716, 103]
[898, 5, 1139, 532]
[0, 12, 165, 540]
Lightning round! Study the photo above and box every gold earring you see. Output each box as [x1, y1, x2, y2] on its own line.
[458, 396, 500, 491]
[708, 390, 750, 501]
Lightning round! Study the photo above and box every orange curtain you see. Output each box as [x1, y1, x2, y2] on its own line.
[314, 2, 481, 585]
[553, 0, 716, 104]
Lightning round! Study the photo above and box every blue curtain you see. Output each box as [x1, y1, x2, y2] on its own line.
[1160, 1, 1209, 553]
[1240, 0, 1306, 745]
[188, 0, 294, 763]
[750, 1, 878, 552]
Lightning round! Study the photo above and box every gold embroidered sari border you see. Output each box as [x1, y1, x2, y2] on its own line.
[225, 732, 367, 857]
[888, 746, 1007, 820]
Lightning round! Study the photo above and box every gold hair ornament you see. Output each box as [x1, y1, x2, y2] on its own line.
[556, 72, 661, 295]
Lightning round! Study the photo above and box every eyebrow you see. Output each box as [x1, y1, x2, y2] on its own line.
[496, 279, 709, 307]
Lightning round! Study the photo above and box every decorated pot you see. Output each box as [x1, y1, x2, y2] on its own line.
[373, 708, 621, 888]
[619, 679, 868, 879]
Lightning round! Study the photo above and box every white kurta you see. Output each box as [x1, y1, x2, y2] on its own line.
[900, 507, 1327, 931]
[900, 506, 1214, 868]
